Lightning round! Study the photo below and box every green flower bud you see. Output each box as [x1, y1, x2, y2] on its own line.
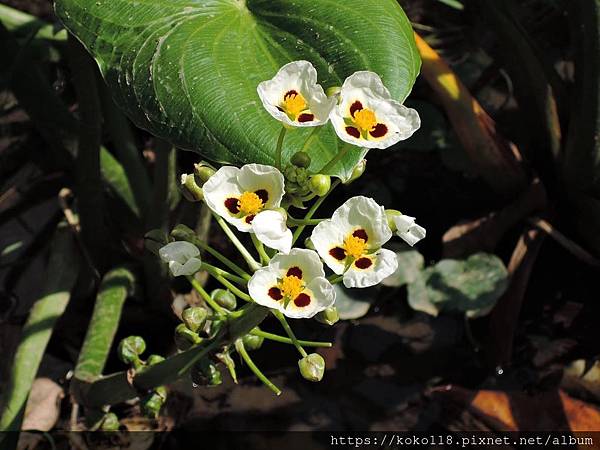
[193, 162, 216, 183]
[182, 306, 208, 333]
[144, 229, 169, 256]
[146, 354, 165, 366]
[290, 151, 311, 168]
[180, 173, 204, 202]
[242, 329, 264, 351]
[315, 306, 339, 326]
[141, 388, 166, 419]
[309, 174, 331, 197]
[344, 159, 367, 185]
[191, 360, 222, 387]
[326, 86, 341, 97]
[100, 412, 119, 431]
[304, 237, 315, 250]
[298, 353, 325, 382]
[385, 209, 402, 233]
[174, 323, 202, 351]
[210, 288, 237, 311]
[117, 336, 146, 365]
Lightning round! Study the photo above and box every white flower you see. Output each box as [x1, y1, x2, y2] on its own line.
[257, 60, 335, 127]
[159, 241, 202, 277]
[393, 215, 426, 246]
[329, 71, 420, 149]
[248, 249, 335, 319]
[203, 164, 292, 253]
[311, 196, 398, 288]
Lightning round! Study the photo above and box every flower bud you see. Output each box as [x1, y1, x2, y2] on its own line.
[309, 174, 331, 197]
[210, 288, 237, 311]
[326, 86, 341, 97]
[193, 162, 216, 183]
[174, 323, 202, 351]
[242, 329, 264, 351]
[304, 237, 315, 250]
[298, 353, 325, 382]
[182, 306, 208, 333]
[100, 412, 119, 431]
[144, 229, 169, 256]
[344, 159, 367, 184]
[159, 241, 202, 277]
[117, 336, 146, 365]
[180, 173, 204, 202]
[315, 306, 339, 326]
[141, 387, 167, 419]
[191, 360, 222, 387]
[290, 151, 311, 168]
[385, 209, 402, 233]
[146, 354, 165, 366]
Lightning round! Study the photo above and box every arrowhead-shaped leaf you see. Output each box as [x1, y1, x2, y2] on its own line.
[55, 0, 420, 178]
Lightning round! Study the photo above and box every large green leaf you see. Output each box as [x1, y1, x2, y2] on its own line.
[55, 0, 420, 179]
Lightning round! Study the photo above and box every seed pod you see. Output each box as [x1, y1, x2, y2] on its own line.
[298, 353, 325, 382]
[309, 174, 331, 197]
[180, 173, 204, 202]
[191, 359, 222, 387]
[182, 306, 208, 333]
[315, 306, 339, 326]
[290, 151, 312, 168]
[174, 323, 202, 351]
[100, 412, 120, 431]
[242, 329, 264, 351]
[141, 387, 167, 419]
[210, 288, 237, 311]
[146, 354, 165, 366]
[117, 336, 146, 365]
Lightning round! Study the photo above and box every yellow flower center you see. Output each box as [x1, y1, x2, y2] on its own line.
[238, 191, 264, 215]
[282, 92, 308, 118]
[344, 235, 367, 260]
[280, 275, 304, 299]
[353, 108, 378, 132]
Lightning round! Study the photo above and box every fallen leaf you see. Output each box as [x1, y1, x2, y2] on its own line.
[21, 378, 64, 431]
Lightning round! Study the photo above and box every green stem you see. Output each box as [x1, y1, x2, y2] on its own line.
[327, 274, 344, 284]
[275, 127, 287, 170]
[287, 215, 323, 226]
[235, 339, 281, 396]
[187, 276, 226, 315]
[201, 263, 247, 286]
[203, 268, 253, 303]
[300, 126, 322, 153]
[292, 179, 341, 245]
[251, 233, 271, 265]
[273, 311, 307, 357]
[213, 213, 261, 272]
[320, 143, 352, 174]
[251, 329, 332, 348]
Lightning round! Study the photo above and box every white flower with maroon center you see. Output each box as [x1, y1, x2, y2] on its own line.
[257, 60, 335, 127]
[202, 164, 292, 253]
[393, 214, 426, 246]
[329, 71, 421, 149]
[248, 249, 335, 319]
[311, 196, 398, 288]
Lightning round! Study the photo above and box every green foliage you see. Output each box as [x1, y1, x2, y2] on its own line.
[381, 246, 425, 288]
[407, 253, 509, 318]
[333, 284, 378, 320]
[55, 0, 420, 179]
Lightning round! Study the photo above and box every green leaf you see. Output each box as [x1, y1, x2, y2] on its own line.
[407, 253, 509, 318]
[334, 284, 379, 320]
[100, 148, 140, 218]
[55, 0, 420, 179]
[0, 225, 79, 433]
[381, 246, 424, 288]
[74, 267, 135, 383]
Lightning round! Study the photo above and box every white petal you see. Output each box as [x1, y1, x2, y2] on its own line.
[159, 241, 200, 265]
[202, 166, 250, 231]
[280, 277, 335, 319]
[257, 60, 334, 127]
[331, 196, 392, 248]
[343, 248, 398, 288]
[393, 215, 426, 246]
[247, 266, 281, 309]
[237, 164, 285, 209]
[169, 257, 202, 277]
[269, 248, 326, 280]
[311, 220, 347, 275]
[252, 210, 292, 254]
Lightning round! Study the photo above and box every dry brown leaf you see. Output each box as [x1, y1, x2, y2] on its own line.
[21, 377, 64, 432]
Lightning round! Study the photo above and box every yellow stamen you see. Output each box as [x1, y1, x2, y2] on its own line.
[282, 92, 308, 118]
[280, 275, 303, 299]
[353, 108, 377, 132]
[238, 191, 264, 215]
[343, 235, 367, 260]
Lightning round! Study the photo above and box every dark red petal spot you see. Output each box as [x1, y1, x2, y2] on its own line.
[329, 247, 346, 261]
[286, 266, 303, 279]
[245, 214, 256, 224]
[294, 293, 311, 307]
[355, 257, 373, 269]
[352, 229, 369, 242]
[284, 90, 299, 100]
[254, 189, 269, 204]
[268, 287, 283, 300]
[349, 100, 363, 118]
[224, 198, 240, 214]
[345, 126, 361, 139]
[369, 123, 388, 138]
[298, 113, 315, 123]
